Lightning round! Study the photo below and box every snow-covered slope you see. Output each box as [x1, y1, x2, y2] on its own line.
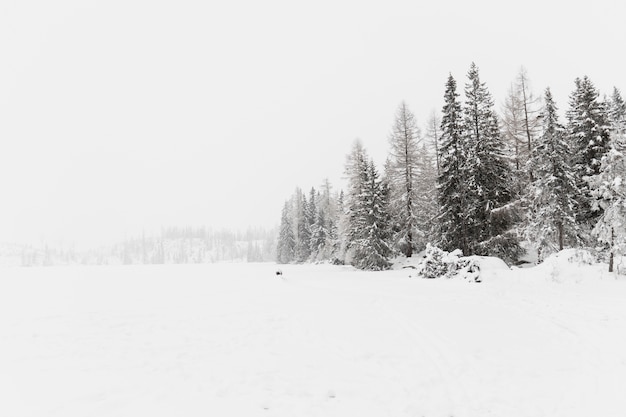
[1, 260, 625, 416]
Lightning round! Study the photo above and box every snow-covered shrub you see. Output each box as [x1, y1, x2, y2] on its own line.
[418, 244, 480, 281]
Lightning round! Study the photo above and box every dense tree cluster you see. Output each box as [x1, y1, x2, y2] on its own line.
[278, 63, 625, 271]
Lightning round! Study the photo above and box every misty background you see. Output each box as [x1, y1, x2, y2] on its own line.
[1, 0, 624, 256]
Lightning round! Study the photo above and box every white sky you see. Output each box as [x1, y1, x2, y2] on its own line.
[1, 0, 624, 248]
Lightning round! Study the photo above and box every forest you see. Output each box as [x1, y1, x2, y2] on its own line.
[276, 63, 626, 271]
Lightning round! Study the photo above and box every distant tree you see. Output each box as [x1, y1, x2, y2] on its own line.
[386, 102, 422, 257]
[277, 201, 296, 263]
[425, 110, 442, 176]
[526, 88, 580, 261]
[414, 144, 438, 251]
[608, 87, 626, 137]
[294, 190, 311, 262]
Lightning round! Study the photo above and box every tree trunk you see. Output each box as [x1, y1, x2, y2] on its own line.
[557, 221, 564, 250]
[609, 227, 615, 273]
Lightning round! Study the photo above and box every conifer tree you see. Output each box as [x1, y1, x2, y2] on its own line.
[386, 102, 422, 257]
[425, 111, 442, 176]
[437, 74, 469, 254]
[527, 88, 580, 260]
[344, 140, 370, 263]
[588, 132, 626, 272]
[351, 159, 392, 270]
[276, 201, 296, 263]
[567, 76, 611, 228]
[294, 191, 311, 262]
[608, 87, 626, 137]
[463, 63, 520, 262]
[414, 144, 438, 250]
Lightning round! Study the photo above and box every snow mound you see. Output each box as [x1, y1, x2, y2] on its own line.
[465, 255, 511, 282]
[535, 249, 611, 283]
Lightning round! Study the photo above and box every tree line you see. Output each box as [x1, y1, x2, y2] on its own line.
[277, 63, 626, 271]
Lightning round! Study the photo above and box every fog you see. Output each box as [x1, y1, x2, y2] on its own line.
[1, 0, 624, 248]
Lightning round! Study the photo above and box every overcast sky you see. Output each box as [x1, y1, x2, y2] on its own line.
[1, 0, 624, 248]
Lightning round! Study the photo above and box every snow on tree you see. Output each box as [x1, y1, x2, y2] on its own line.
[463, 63, 521, 263]
[437, 73, 469, 255]
[276, 201, 296, 263]
[567, 76, 611, 228]
[608, 87, 626, 137]
[386, 102, 422, 257]
[350, 159, 392, 270]
[588, 126, 626, 272]
[344, 139, 370, 263]
[526, 88, 581, 261]
[294, 189, 311, 262]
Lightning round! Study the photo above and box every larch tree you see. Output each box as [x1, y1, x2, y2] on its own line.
[527, 88, 580, 261]
[425, 110, 442, 176]
[386, 102, 422, 257]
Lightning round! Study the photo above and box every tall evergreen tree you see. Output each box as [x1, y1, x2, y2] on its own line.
[567, 76, 611, 228]
[344, 140, 370, 263]
[608, 87, 626, 137]
[588, 131, 626, 272]
[527, 88, 580, 260]
[294, 191, 311, 262]
[386, 102, 422, 257]
[437, 74, 469, 254]
[351, 159, 392, 270]
[463, 63, 520, 262]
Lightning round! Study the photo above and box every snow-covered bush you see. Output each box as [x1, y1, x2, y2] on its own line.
[418, 244, 480, 281]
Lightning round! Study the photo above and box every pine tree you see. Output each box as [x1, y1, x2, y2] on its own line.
[463, 63, 520, 262]
[527, 88, 580, 261]
[437, 74, 469, 254]
[567, 76, 611, 228]
[386, 102, 422, 257]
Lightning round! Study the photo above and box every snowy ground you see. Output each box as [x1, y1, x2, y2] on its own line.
[1, 258, 626, 417]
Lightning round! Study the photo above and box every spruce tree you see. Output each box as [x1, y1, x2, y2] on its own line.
[608, 87, 626, 137]
[588, 132, 626, 272]
[437, 74, 469, 254]
[463, 63, 520, 262]
[294, 191, 311, 262]
[567, 76, 611, 228]
[386, 102, 422, 257]
[351, 160, 392, 270]
[527, 88, 580, 260]
[276, 202, 296, 263]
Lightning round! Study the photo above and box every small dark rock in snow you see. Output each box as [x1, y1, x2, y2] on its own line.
[275, 270, 283, 276]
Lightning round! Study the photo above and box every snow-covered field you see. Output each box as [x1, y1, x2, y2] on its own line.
[1, 257, 626, 417]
